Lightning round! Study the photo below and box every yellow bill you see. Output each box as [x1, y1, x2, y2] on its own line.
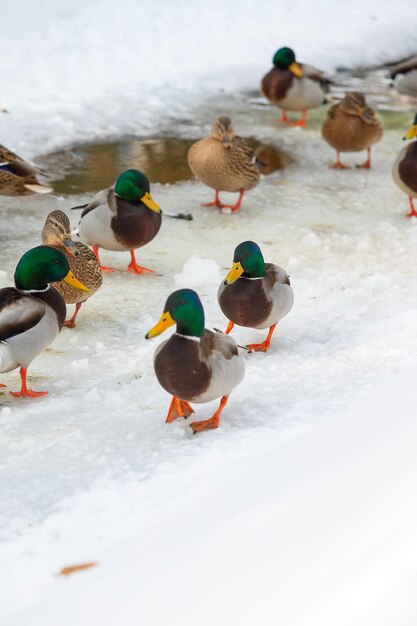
[224, 261, 244, 285]
[403, 125, 417, 141]
[289, 62, 303, 77]
[141, 192, 161, 213]
[63, 271, 89, 292]
[145, 311, 175, 339]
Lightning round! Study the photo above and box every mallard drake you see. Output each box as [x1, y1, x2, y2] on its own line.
[322, 92, 383, 169]
[187, 116, 260, 212]
[392, 114, 417, 217]
[73, 169, 162, 274]
[0, 144, 52, 196]
[390, 56, 417, 98]
[0, 246, 88, 397]
[218, 241, 294, 353]
[145, 288, 245, 432]
[261, 47, 330, 126]
[41, 210, 102, 328]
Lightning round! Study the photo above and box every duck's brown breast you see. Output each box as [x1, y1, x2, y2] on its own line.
[111, 197, 162, 249]
[261, 67, 293, 103]
[322, 106, 382, 152]
[398, 142, 417, 194]
[218, 276, 272, 328]
[154, 334, 211, 402]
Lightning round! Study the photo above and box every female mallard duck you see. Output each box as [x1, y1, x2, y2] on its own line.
[187, 115, 260, 212]
[390, 56, 417, 98]
[392, 114, 417, 217]
[145, 288, 245, 432]
[73, 169, 162, 274]
[322, 92, 383, 169]
[0, 144, 52, 196]
[261, 47, 330, 126]
[218, 241, 294, 353]
[0, 246, 88, 397]
[41, 210, 102, 328]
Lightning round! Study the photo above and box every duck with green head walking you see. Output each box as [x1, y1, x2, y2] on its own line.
[218, 241, 294, 353]
[0, 246, 88, 397]
[146, 289, 245, 433]
[261, 47, 330, 127]
[73, 169, 162, 274]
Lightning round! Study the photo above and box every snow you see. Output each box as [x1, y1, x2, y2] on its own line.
[2, 0, 417, 624]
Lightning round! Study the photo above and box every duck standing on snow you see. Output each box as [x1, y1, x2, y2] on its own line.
[187, 115, 260, 212]
[261, 47, 330, 127]
[322, 92, 383, 169]
[0, 246, 88, 397]
[73, 169, 162, 274]
[392, 114, 417, 217]
[41, 210, 102, 328]
[218, 241, 294, 353]
[390, 56, 417, 98]
[146, 288, 245, 433]
[0, 144, 52, 196]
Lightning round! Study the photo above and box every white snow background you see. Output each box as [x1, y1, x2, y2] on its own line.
[1, 0, 417, 624]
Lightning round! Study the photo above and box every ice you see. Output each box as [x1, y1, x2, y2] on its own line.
[174, 257, 222, 289]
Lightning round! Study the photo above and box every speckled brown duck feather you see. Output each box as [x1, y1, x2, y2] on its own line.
[0, 144, 52, 196]
[187, 116, 260, 193]
[322, 92, 383, 153]
[42, 210, 102, 305]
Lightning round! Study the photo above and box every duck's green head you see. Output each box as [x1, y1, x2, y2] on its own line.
[14, 245, 89, 293]
[146, 289, 205, 339]
[224, 241, 266, 284]
[403, 113, 417, 141]
[272, 47, 303, 77]
[114, 169, 161, 213]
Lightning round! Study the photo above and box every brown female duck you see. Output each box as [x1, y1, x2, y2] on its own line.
[0, 144, 52, 196]
[322, 92, 383, 169]
[187, 115, 260, 212]
[41, 210, 102, 327]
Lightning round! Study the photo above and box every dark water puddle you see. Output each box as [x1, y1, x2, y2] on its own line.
[40, 136, 294, 196]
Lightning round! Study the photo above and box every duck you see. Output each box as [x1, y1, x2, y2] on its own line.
[72, 169, 162, 274]
[322, 92, 383, 169]
[0, 246, 88, 397]
[218, 241, 294, 353]
[0, 144, 52, 196]
[187, 115, 260, 212]
[261, 46, 330, 126]
[390, 55, 417, 98]
[145, 288, 245, 433]
[392, 114, 417, 217]
[41, 210, 102, 328]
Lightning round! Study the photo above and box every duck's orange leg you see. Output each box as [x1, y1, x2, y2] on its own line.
[127, 250, 154, 275]
[356, 147, 372, 169]
[165, 396, 194, 423]
[92, 245, 115, 273]
[280, 110, 289, 123]
[202, 190, 223, 208]
[224, 321, 234, 335]
[246, 323, 277, 353]
[289, 109, 307, 127]
[190, 396, 228, 433]
[63, 303, 82, 329]
[330, 151, 350, 170]
[0, 383, 6, 388]
[406, 196, 417, 218]
[221, 189, 245, 213]
[10, 367, 48, 398]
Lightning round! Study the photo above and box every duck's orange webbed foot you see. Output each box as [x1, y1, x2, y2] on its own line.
[63, 303, 82, 329]
[165, 396, 194, 423]
[190, 396, 228, 433]
[0, 383, 6, 388]
[127, 251, 154, 275]
[356, 148, 372, 169]
[288, 109, 307, 127]
[330, 152, 349, 169]
[221, 189, 245, 213]
[92, 245, 116, 272]
[202, 190, 223, 208]
[279, 110, 289, 123]
[9, 368, 48, 398]
[246, 323, 277, 354]
[406, 197, 417, 218]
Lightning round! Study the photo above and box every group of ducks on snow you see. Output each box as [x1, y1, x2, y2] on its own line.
[1, 47, 417, 432]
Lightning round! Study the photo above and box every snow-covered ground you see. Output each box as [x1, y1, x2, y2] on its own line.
[2, 1, 417, 624]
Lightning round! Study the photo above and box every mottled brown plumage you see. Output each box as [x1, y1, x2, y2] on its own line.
[0, 144, 52, 196]
[322, 92, 383, 168]
[42, 211, 102, 326]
